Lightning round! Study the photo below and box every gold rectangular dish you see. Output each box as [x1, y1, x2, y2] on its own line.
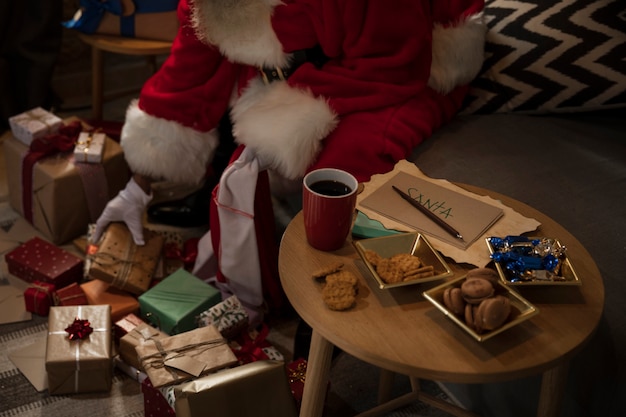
[423, 275, 539, 342]
[486, 236, 582, 286]
[354, 232, 453, 289]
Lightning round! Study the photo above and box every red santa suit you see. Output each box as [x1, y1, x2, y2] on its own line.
[117, 0, 486, 318]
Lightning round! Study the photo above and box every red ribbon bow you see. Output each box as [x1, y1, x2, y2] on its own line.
[231, 323, 271, 364]
[164, 238, 199, 270]
[21, 121, 83, 223]
[65, 317, 94, 340]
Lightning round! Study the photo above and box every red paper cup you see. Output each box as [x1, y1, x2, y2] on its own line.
[302, 168, 358, 251]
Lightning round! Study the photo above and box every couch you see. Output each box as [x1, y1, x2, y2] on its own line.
[404, 1, 625, 415]
[278, 1, 625, 415]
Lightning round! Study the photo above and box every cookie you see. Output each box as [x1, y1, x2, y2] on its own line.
[376, 258, 405, 283]
[443, 287, 465, 315]
[475, 295, 511, 331]
[311, 261, 344, 281]
[363, 250, 382, 267]
[326, 270, 359, 287]
[461, 277, 494, 304]
[322, 281, 357, 311]
[466, 267, 500, 285]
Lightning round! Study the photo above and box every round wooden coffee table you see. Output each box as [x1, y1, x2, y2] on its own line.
[278, 184, 604, 417]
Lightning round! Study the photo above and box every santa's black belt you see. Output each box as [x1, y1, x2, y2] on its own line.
[258, 46, 327, 84]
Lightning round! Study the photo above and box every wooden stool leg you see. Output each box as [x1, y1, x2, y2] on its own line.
[377, 369, 395, 403]
[91, 45, 104, 121]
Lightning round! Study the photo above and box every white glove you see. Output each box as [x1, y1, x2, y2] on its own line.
[92, 177, 153, 245]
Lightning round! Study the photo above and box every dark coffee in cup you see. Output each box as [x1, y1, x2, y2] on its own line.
[310, 180, 352, 196]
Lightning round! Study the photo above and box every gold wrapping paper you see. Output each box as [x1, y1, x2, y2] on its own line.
[119, 323, 168, 371]
[45, 305, 113, 395]
[88, 223, 164, 295]
[3, 125, 129, 244]
[172, 360, 298, 417]
[136, 325, 237, 388]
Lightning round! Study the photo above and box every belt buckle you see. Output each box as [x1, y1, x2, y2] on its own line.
[259, 66, 288, 85]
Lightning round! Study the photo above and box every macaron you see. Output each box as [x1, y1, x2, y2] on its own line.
[474, 295, 511, 332]
[443, 287, 465, 315]
[464, 303, 478, 329]
[466, 267, 500, 285]
[461, 277, 494, 304]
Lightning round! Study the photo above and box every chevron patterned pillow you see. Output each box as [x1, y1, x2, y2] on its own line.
[461, 0, 626, 114]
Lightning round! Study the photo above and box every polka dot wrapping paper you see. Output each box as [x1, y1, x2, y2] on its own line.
[5, 236, 84, 288]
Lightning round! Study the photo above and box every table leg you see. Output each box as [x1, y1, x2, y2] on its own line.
[537, 361, 569, 417]
[300, 329, 334, 417]
[378, 369, 395, 403]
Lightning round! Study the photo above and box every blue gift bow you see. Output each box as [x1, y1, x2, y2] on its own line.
[63, 0, 179, 38]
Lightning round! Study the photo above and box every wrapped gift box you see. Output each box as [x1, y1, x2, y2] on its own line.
[114, 312, 145, 343]
[74, 131, 106, 163]
[138, 268, 221, 335]
[169, 360, 298, 417]
[6, 237, 83, 288]
[136, 325, 237, 388]
[81, 279, 140, 322]
[88, 223, 164, 296]
[119, 323, 168, 371]
[45, 305, 113, 394]
[3, 129, 130, 244]
[142, 377, 176, 417]
[53, 282, 88, 306]
[8, 107, 63, 146]
[196, 295, 248, 340]
[23, 281, 56, 316]
[115, 356, 148, 384]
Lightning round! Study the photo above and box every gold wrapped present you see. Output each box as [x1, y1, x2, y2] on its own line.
[88, 223, 164, 295]
[136, 325, 237, 388]
[3, 123, 129, 244]
[169, 360, 298, 417]
[45, 305, 113, 395]
[119, 323, 168, 371]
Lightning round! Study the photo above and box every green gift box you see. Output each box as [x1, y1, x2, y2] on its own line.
[139, 268, 221, 335]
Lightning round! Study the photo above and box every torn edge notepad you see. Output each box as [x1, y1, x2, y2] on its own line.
[356, 161, 541, 267]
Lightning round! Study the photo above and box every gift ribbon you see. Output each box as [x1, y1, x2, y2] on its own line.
[30, 283, 53, 314]
[139, 337, 228, 378]
[87, 250, 153, 290]
[163, 238, 199, 270]
[231, 323, 271, 364]
[48, 306, 108, 392]
[20, 121, 82, 223]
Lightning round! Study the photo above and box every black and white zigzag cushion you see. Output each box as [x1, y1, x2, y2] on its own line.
[461, 0, 626, 114]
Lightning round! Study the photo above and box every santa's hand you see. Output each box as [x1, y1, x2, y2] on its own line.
[92, 177, 153, 245]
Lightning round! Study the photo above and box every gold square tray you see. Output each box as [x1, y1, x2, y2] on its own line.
[353, 232, 453, 289]
[486, 237, 582, 286]
[423, 275, 539, 342]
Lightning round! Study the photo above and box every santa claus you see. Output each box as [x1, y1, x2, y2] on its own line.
[94, 0, 486, 318]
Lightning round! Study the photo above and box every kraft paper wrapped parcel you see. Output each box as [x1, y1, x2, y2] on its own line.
[45, 305, 113, 395]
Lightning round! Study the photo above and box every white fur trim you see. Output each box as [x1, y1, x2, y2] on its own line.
[191, 0, 288, 68]
[121, 100, 219, 184]
[231, 78, 338, 180]
[428, 12, 487, 94]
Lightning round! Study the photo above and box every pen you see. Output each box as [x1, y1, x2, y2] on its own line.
[391, 185, 464, 241]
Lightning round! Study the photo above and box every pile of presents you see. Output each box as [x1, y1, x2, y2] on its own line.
[3, 108, 307, 416]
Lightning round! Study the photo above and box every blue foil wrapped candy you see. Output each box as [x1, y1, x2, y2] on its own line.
[488, 236, 566, 282]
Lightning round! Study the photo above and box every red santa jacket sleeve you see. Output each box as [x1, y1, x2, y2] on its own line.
[120, 0, 240, 184]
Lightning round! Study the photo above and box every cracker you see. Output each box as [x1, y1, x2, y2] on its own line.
[311, 261, 344, 281]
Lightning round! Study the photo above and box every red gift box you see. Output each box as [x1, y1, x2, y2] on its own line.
[53, 282, 88, 306]
[5, 237, 83, 288]
[114, 312, 145, 344]
[286, 358, 308, 406]
[23, 281, 56, 315]
[228, 323, 284, 365]
[141, 377, 175, 417]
